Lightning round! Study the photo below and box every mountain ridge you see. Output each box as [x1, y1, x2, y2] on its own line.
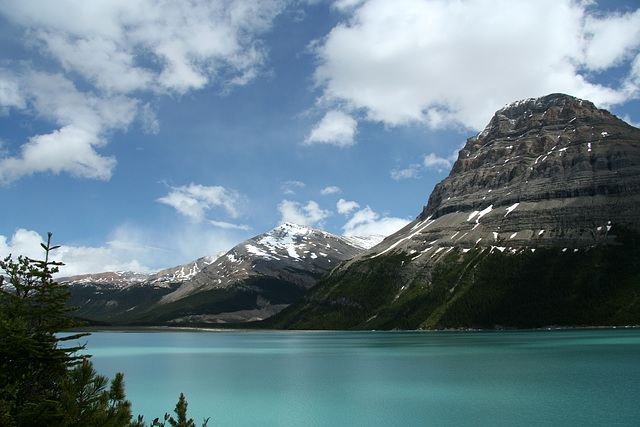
[62, 223, 383, 324]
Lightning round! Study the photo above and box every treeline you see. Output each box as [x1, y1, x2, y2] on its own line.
[261, 227, 640, 331]
[0, 234, 209, 426]
[437, 228, 640, 329]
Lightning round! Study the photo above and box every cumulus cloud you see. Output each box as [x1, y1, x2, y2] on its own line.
[0, 75, 25, 112]
[304, 110, 358, 147]
[341, 206, 409, 237]
[311, 0, 640, 138]
[1, 125, 117, 182]
[0, 224, 244, 277]
[336, 198, 360, 215]
[278, 200, 332, 227]
[0, 71, 137, 182]
[321, 185, 342, 195]
[281, 180, 306, 195]
[0, 0, 286, 182]
[157, 183, 247, 227]
[0, 228, 151, 277]
[392, 149, 460, 180]
[0, 0, 286, 95]
[583, 9, 640, 71]
[333, 0, 367, 12]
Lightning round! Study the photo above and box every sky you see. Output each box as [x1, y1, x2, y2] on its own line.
[1, 0, 640, 276]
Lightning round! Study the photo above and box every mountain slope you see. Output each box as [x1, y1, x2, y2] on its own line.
[143, 223, 383, 323]
[62, 255, 221, 323]
[264, 94, 640, 330]
[64, 223, 382, 324]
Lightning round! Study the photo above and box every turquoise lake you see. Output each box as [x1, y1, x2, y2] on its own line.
[72, 329, 640, 426]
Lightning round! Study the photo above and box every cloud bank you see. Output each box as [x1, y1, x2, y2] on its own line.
[157, 183, 248, 229]
[279, 197, 409, 237]
[309, 0, 640, 138]
[0, 0, 286, 182]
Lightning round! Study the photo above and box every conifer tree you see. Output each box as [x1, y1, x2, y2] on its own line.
[1, 233, 208, 426]
[0, 232, 87, 424]
[152, 393, 208, 427]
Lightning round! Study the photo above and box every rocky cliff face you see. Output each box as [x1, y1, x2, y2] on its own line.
[343, 93, 640, 270]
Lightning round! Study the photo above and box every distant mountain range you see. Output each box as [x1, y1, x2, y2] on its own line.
[65, 93, 640, 330]
[62, 223, 382, 324]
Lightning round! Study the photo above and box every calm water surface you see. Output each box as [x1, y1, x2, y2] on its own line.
[71, 329, 640, 426]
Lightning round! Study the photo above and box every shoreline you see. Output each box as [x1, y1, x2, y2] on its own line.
[66, 324, 640, 333]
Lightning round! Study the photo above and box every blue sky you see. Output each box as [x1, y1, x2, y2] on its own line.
[1, 0, 640, 276]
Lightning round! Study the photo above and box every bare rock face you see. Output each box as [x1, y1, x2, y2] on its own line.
[346, 93, 640, 269]
[425, 93, 640, 220]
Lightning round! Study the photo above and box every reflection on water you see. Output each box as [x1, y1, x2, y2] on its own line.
[63, 329, 640, 426]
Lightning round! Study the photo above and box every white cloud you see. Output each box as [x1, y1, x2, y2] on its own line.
[392, 149, 459, 180]
[321, 185, 342, 195]
[0, 125, 117, 182]
[0, 75, 26, 112]
[281, 180, 306, 195]
[0, 228, 151, 277]
[622, 114, 640, 128]
[0, 0, 287, 182]
[583, 9, 640, 71]
[141, 103, 160, 135]
[312, 0, 640, 136]
[391, 163, 422, 180]
[341, 206, 409, 237]
[304, 110, 358, 147]
[209, 220, 251, 231]
[0, 223, 247, 277]
[336, 198, 360, 215]
[0, 71, 137, 183]
[333, 0, 367, 12]
[0, 0, 286, 95]
[278, 200, 332, 227]
[157, 183, 245, 224]
[0, 229, 46, 261]
[422, 152, 454, 172]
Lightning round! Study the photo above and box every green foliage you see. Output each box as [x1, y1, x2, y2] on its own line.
[152, 393, 208, 427]
[262, 227, 640, 331]
[59, 359, 138, 427]
[263, 252, 413, 329]
[0, 233, 211, 426]
[0, 233, 88, 424]
[437, 229, 640, 329]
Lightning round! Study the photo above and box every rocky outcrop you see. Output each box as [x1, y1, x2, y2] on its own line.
[425, 94, 640, 221]
[341, 93, 640, 270]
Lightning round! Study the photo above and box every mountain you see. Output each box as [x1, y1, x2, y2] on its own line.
[264, 94, 640, 331]
[62, 254, 221, 323]
[63, 223, 382, 324]
[146, 222, 382, 323]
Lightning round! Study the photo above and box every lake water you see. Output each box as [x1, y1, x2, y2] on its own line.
[70, 329, 640, 426]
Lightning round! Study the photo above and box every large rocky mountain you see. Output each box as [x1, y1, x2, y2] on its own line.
[265, 94, 640, 331]
[63, 223, 382, 324]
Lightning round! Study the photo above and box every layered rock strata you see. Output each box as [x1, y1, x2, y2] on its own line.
[344, 93, 640, 269]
